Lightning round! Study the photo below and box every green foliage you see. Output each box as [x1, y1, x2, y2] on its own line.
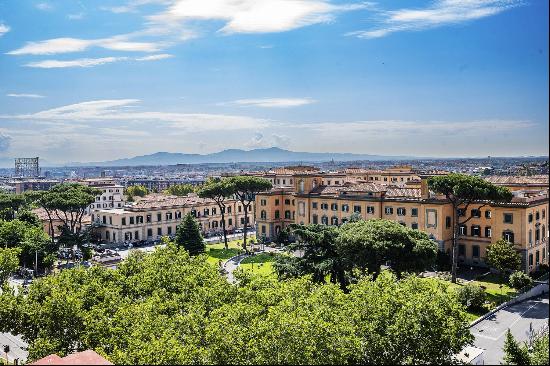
[0, 247, 21, 284]
[428, 173, 513, 203]
[0, 247, 472, 364]
[509, 271, 533, 290]
[16, 210, 42, 228]
[197, 179, 236, 249]
[486, 239, 522, 274]
[124, 185, 148, 200]
[0, 193, 26, 221]
[164, 184, 196, 196]
[240, 252, 277, 265]
[503, 330, 531, 365]
[456, 283, 486, 310]
[530, 332, 549, 365]
[338, 219, 437, 278]
[175, 213, 205, 255]
[227, 176, 272, 250]
[0, 219, 54, 271]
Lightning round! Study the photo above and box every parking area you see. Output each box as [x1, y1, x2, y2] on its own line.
[471, 294, 549, 365]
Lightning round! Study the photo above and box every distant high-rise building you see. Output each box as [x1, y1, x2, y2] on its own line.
[14, 157, 40, 177]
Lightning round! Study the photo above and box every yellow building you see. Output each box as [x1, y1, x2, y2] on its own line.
[255, 168, 549, 273]
[92, 193, 252, 243]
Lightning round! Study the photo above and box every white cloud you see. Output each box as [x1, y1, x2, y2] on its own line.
[7, 36, 161, 55]
[0, 132, 11, 153]
[148, 0, 366, 34]
[135, 53, 173, 61]
[348, 0, 521, 39]
[35, 2, 53, 11]
[7, 93, 45, 98]
[0, 24, 11, 37]
[228, 97, 317, 108]
[67, 13, 85, 20]
[24, 57, 128, 68]
[0, 99, 269, 131]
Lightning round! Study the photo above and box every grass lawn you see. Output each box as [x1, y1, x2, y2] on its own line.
[204, 236, 257, 265]
[426, 272, 517, 322]
[240, 262, 275, 276]
[240, 252, 277, 265]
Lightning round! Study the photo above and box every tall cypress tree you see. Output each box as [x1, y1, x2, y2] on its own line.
[175, 213, 205, 256]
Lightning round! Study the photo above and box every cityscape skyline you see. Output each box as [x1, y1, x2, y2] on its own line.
[0, 0, 549, 164]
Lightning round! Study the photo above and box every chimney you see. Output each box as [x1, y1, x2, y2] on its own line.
[420, 175, 430, 200]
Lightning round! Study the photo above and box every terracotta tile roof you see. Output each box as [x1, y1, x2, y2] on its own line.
[30, 350, 112, 365]
[484, 175, 549, 186]
[32, 208, 91, 224]
[128, 193, 225, 210]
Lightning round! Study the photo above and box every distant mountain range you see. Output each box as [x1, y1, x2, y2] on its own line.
[64, 147, 413, 167]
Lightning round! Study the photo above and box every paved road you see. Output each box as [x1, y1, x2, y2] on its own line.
[0, 332, 28, 364]
[471, 294, 549, 365]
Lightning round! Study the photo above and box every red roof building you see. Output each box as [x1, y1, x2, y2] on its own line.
[30, 350, 113, 365]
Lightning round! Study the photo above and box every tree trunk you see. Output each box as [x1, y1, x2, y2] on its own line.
[242, 205, 248, 252]
[220, 209, 228, 250]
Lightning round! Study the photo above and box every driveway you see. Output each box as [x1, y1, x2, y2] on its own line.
[0, 332, 28, 364]
[471, 294, 549, 365]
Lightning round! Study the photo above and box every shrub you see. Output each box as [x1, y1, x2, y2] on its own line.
[509, 271, 533, 290]
[456, 283, 486, 310]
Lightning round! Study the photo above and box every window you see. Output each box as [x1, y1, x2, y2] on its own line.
[411, 223, 418, 230]
[285, 199, 291, 205]
[122, 218, 126, 226]
[130, 217, 135, 225]
[275, 199, 280, 206]
[147, 228, 152, 237]
[212, 208, 217, 215]
[261, 225, 266, 234]
[228, 219, 232, 226]
[529, 253, 533, 266]
[157, 213, 162, 222]
[397, 207, 406, 216]
[312, 214, 318, 224]
[284, 210, 291, 219]
[536, 251, 540, 264]
[485, 227, 492, 238]
[529, 229, 533, 245]
[146, 214, 152, 223]
[275, 210, 280, 219]
[367, 206, 375, 214]
[166, 212, 173, 220]
[385, 207, 393, 215]
[260, 199, 267, 206]
[227, 206, 232, 214]
[457, 208, 465, 217]
[342, 204, 350, 212]
[471, 225, 481, 237]
[312, 202, 318, 209]
[536, 211, 540, 221]
[204, 208, 209, 216]
[504, 213, 513, 224]
[485, 210, 492, 219]
[471, 209, 481, 218]
[529, 213, 533, 223]
[331, 203, 338, 211]
[399, 221, 406, 227]
[321, 216, 329, 225]
[353, 205, 361, 213]
[321, 203, 329, 210]
[411, 208, 418, 217]
[543, 209, 546, 219]
[446, 216, 452, 229]
[102, 216, 107, 224]
[260, 210, 267, 220]
[157, 228, 162, 236]
[459, 225, 467, 236]
[109, 217, 112, 225]
[503, 231, 515, 243]
[472, 245, 480, 258]
[535, 228, 540, 242]
[331, 217, 339, 226]
[459, 244, 466, 256]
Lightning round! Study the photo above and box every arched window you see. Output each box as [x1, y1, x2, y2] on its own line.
[299, 179, 305, 193]
[260, 210, 267, 219]
[321, 215, 329, 225]
[284, 210, 291, 219]
[331, 217, 339, 226]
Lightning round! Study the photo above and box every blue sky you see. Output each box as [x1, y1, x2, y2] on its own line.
[0, 0, 548, 164]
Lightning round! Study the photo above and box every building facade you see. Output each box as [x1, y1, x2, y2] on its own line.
[255, 167, 549, 273]
[92, 193, 253, 243]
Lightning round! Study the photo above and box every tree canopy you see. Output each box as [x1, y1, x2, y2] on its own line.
[0, 247, 21, 284]
[197, 179, 236, 249]
[124, 185, 148, 201]
[227, 176, 272, 250]
[428, 173, 512, 283]
[274, 220, 437, 291]
[0, 243, 472, 365]
[486, 239, 522, 275]
[164, 184, 196, 196]
[175, 213, 205, 255]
